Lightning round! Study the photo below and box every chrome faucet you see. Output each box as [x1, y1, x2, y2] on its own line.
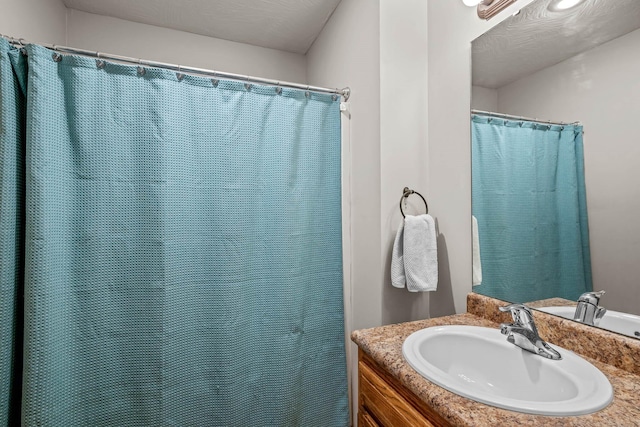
[573, 291, 607, 326]
[499, 303, 562, 360]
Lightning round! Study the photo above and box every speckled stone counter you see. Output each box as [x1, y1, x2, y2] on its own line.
[524, 297, 577, 309]
[352, 306, 640, 426]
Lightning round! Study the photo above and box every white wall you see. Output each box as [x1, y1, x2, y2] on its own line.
[66, 9, 307, 83]
[379, 0, 429, 325]
[307, 0, 381, 334]
[472, 85, 498, 111]
[1, 4, 306, 83]
[308, 0, 431, 330]
[426, 0, 535, 316]
[306, 2, 380, 422]
[307, 0, 429, 422]
[0, 0, 66, 45]
[497, 28, 640, 315]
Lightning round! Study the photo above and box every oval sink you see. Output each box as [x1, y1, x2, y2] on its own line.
[402, 325, 612, 416]
[538, 306, 640, 339]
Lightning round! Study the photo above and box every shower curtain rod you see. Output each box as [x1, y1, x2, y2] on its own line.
[471, 109, 580, 126]
[3, 35, 351, 101]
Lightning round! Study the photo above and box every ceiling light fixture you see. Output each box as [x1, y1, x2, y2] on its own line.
[477, 0, 516, 20]
[462, 0, 482, 6]
[548, 0, 587, 12]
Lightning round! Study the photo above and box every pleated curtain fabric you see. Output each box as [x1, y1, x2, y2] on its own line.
[0, 38, 26, 427]
[472, 115, 593, 303]
[2, 40, 348, 427]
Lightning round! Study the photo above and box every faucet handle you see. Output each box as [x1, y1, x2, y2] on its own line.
[577, 290, 605, 305]
[594, 306, 607, 326]
[499, 303, 534, 326]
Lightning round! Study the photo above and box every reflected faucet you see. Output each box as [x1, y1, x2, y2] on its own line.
[499, 303, 562, 360]
[573, 291, 607, 326]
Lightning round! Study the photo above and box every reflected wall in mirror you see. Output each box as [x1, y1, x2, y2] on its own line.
[470, 0, 640, 336]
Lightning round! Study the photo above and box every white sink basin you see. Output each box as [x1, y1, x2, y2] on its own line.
[538, 306, 640, 339]
[403, 325, 612, 416]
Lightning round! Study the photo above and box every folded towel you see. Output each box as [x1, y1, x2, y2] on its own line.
[391, 221, 406, 288]
[472, 215, 482, 286]
[391, 214, 438, 292]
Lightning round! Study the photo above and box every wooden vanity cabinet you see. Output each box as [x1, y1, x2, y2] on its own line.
[357, 349, 452, 427]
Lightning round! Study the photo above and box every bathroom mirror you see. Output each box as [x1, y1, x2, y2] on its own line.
[470, 0, 640, 335]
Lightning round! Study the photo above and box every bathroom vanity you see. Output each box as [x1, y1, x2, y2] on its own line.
[352, 293, 640, 426]
[358, 349, 450, 427]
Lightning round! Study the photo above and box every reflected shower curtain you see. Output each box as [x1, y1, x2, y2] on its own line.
[2, 39, 348, 426]
[472, 115, 592, 303]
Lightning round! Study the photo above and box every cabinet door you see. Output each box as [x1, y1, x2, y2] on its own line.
[359, 360, 436, 427]
[358, 410, 381, 427]
[358, 350, 452, 427]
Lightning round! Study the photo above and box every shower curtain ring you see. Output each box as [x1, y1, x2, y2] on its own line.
[244, 76, 252, 91]
[305, 86, 311, 98]
[17, 38, 27, 56]
[137, 58, 146, 76]
[51, 45, 63, 62]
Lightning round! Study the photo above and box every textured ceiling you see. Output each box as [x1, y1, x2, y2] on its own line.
[473, 0, 640, 89]
[61, 0, 342, 54]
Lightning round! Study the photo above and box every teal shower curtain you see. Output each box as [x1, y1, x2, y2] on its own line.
[1, 39, 348, 426]
[472, 115, 592, 303]
[0, 39, 26, 427]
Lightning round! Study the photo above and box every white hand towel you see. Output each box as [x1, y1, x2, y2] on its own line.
[472, 215, 483, 286]
[404, 214, 438, 292]
[391, 220, 406, 288]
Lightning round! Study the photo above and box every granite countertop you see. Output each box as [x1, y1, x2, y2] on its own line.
[525, 297, 577, 309]
[352, 313, 640, 427]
